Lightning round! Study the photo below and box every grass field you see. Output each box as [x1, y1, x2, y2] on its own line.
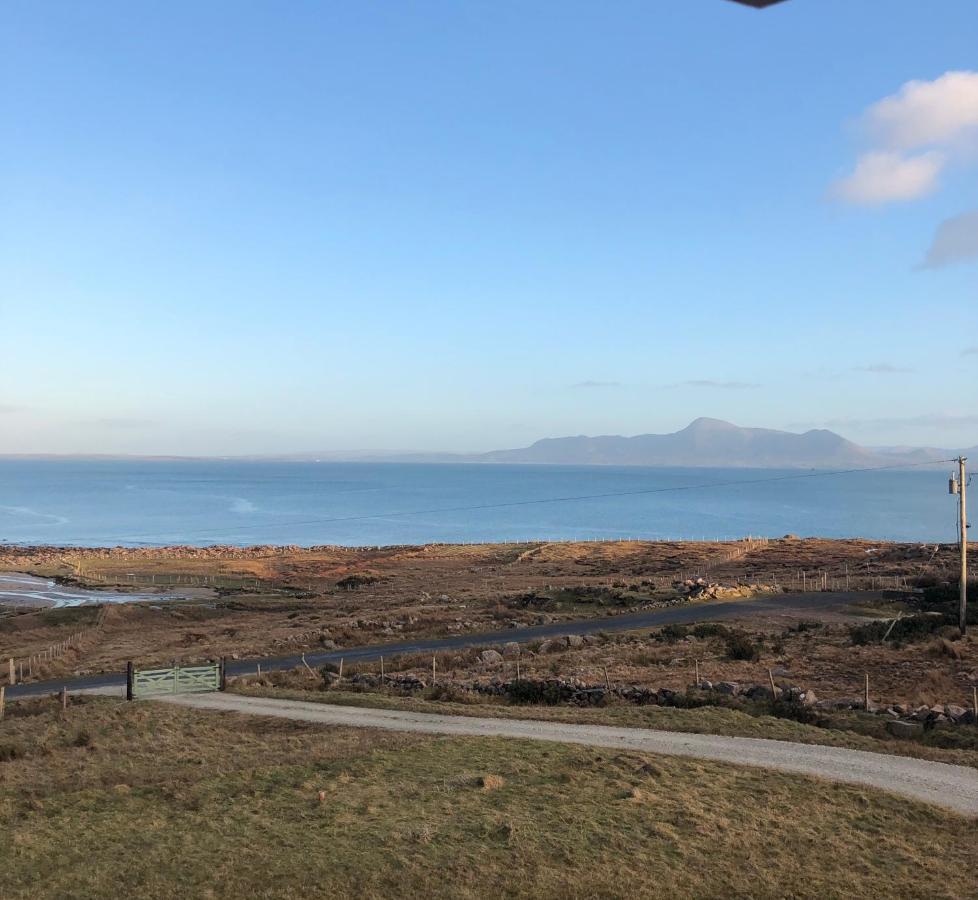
[1, 696, 976, 899]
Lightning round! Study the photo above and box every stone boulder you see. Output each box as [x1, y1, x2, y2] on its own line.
[479, 649, 504, 666]
[911, 705, 933, 722]
[886, 720, 923, 740]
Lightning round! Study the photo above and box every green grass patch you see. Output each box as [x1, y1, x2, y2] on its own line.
[0, 698, 975, 899]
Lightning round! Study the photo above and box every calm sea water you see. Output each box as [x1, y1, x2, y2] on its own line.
[0, 459, 956, 547]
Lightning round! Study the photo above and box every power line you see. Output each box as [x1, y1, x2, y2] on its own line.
[43, 457, 953, 545]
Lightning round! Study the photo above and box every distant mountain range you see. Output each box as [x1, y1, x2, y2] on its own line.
[267, 418, 975, 470]
[5, 419, 972, 469]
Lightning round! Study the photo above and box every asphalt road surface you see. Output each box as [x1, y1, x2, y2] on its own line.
[7, 590, 877, 700]
[162, 691, 978, 816]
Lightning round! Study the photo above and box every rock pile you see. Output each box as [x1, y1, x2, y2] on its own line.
[674, 578, 780, 600]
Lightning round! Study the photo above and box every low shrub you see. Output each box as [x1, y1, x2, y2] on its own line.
[335, 574, 380, 590]
[505, 680, 567, 705]
[724, 631, 760, 662]
[768, 698, 826, 727]
[787, 620, 822, 634]
[849, 614, 946, 646]
[656, 624, 688, 644]
[691, 623, 729, 639]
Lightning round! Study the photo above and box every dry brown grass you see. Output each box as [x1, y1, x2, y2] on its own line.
[262, 617, 978, 712]
[910, 669, 962, 707]
[0, 696, 976, 899]
[2, 539, 974, 712]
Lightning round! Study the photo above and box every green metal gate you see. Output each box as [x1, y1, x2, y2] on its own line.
[130, 663, 221, 699]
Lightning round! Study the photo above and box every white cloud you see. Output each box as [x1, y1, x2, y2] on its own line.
[833, 71, 978, 207]
[923, 208, 978, 268]
[866, 71, 978, 150]
[833, 150, 943, 205]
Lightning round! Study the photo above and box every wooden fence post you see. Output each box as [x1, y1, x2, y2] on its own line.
[432, 654, 436, 685]
[219, 657, 227, 691]
[380, 655, 385, 680]
[768, 668, 778, 699]
[61, 687, 67, 710]
[126, 661, 134, 702]
[864, 674, 870, 712]
[7, 658, 14, 686]
[0, 686, 5, 720]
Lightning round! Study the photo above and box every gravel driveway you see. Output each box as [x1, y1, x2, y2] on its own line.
[163, 691, 978, 816]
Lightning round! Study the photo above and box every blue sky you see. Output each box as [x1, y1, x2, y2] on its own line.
[2, 0, 976, 455]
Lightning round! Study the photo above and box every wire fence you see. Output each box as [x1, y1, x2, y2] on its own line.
[5, 605, 107, 685]
[78, 571, 264, 590]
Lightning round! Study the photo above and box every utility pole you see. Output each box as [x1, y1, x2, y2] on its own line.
[950, 457, 968, 635]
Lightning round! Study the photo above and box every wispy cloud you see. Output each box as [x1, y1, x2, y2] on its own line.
[963, 346, 978, 357]
[923, 208, 978, 268]
[570, 380, 622, 389]
[854, 363, 914, 374]
[667, 380, 760, 390]
[833, 71, 978, 206]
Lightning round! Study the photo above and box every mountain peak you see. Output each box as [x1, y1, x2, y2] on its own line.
[683, 417, 739, 432]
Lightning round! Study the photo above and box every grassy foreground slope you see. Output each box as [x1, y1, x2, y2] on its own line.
[1, 698, 976, 900]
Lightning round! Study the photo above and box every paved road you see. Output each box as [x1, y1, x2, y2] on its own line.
[7, 590, 875, 700]
[163, 691, 978, 816]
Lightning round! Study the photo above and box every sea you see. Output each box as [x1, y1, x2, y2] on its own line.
[0, 459, 958, 547]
